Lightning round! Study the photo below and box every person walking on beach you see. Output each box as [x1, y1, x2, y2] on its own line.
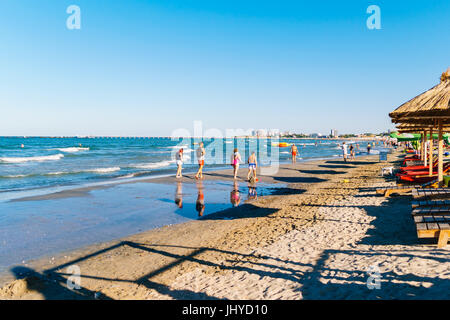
[175, 148, 184, 178]
[247, 151, 257, 182]
[341, 142, 348, 162]
[367, 142, 371, 154]
[290, 144, 298, 163]
[195, 142, 205, 180]
[231, 148, 241, 179]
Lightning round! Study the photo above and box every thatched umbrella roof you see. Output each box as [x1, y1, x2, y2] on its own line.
[390, 68, 450, 125]
[396, 122, 450, 133]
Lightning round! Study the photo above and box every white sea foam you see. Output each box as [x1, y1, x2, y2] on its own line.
[86, 167, 121, 173]
[0, 174, 28, 179]
[46, 171, 67, 176]
[0, 154, 64, 163]
[133, 160, 173, 169]
[167, 145, 194, 152]
[56, 147, 89, 153]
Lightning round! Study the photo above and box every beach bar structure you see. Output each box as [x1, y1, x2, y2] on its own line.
[390, 68, 450, 185]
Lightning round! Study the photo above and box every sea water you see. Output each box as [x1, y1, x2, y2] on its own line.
[0, 136, 378, 199]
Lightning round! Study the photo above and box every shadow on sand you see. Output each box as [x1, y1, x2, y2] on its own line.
[4, 157, 448, 300]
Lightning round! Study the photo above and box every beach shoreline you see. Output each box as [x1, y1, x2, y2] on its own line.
[1, 151, 447, 300]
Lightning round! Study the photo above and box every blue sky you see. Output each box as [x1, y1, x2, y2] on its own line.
[0, 0, 449, 136]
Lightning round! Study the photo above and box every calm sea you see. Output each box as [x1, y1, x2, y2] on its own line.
[0, 136, 377, 201]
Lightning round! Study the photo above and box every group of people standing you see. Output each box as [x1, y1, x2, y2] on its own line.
[340, 142, 357, 162]
[175, 142, 258, 182]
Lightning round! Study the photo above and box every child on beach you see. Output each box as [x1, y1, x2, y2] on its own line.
[195, 142, 205, 180]
[175, 148, 183, 178]
[231, 148, 241, 179]
[247, 151, 257, 182]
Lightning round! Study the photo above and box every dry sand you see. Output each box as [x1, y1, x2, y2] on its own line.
[1, 153, 449, 300]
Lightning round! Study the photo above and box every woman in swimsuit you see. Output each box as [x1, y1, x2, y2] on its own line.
[231, 148, 241, 180]
[247, 151, 257, 181]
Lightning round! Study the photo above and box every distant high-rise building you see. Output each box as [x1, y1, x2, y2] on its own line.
[330, 129, 338, 138]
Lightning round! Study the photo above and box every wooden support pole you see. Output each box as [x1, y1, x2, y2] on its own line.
[424, 129, 428, 167]
[438, 120, 444, 186]
[421, 131, 425, 160]
[429, 127, 434, 177]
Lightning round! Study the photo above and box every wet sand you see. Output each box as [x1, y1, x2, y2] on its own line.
[1, 153, 449, 299]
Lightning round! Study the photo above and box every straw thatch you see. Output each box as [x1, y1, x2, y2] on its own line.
[390, 68, 450, 124]
[396, 122, 450, 133]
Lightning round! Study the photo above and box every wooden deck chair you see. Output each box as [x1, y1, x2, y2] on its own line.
[376, 179, 438, 197]
[412, 188, 450, 200]
[412, 211, 450, 248]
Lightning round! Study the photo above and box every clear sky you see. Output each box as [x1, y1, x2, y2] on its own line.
[1, 0, 449, 136]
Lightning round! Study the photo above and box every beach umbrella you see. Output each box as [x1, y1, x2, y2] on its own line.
[395, 133, 421, 141]
[390, 68, 450, 183]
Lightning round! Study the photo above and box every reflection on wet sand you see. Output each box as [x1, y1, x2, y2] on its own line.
[230, 181, 241, 207]
[195, 180, 205, 216]
[175, 181, 183, 208]
[174, 179, 261, 216]
[248, 182, 257, 201]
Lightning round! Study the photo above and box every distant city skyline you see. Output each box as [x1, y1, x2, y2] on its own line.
[1, 1, 449, 136]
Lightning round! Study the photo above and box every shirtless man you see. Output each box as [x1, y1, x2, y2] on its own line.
[247, 151, 257, 181]
[290, 144, 298, 163]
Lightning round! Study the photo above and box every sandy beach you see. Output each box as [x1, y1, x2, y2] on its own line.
[0, 152, 449, 300]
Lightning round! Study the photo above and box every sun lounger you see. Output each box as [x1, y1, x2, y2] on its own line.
[398, 162, 450, 178]
[412, 188, 450, 200]
[400, 157, 438, 173]
[411, 200, 450, 209]
[413, 214, 450, 248]
[376, 179, 438, 197]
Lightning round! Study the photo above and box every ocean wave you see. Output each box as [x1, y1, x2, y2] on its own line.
[55, 147, 90, 153]
[85, 167, 121, 173]
[118, 171, 153, 179]
[165, 145, 194, 152]
[132, 160, 173, 169]
[0, 154, 64, 163]
[0, 174, 28, 179]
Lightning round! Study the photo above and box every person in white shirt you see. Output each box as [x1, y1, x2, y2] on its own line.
[341, 142, 348, 162]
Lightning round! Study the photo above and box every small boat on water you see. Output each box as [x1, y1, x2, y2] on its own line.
[272, 142, 291, 147]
